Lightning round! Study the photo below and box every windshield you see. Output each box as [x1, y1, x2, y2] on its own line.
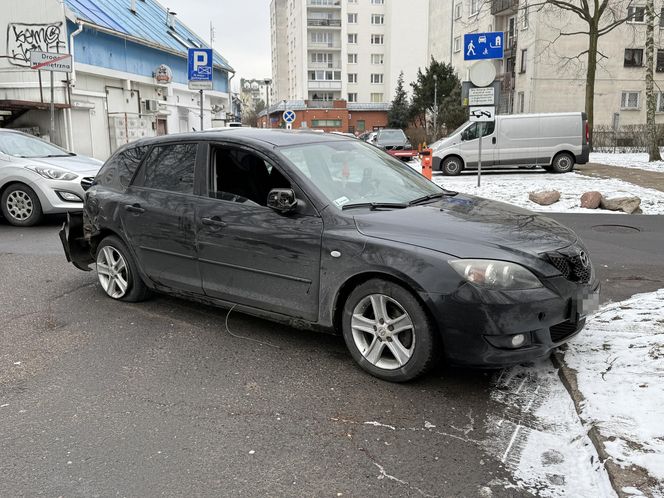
[449, 121, 469, 137]
[378, 130, 406, 141]
[279, 140, 442, 208]
[0, 132, 72, 158]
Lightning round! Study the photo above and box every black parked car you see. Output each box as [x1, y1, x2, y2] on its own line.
[60, 129, 599, 382]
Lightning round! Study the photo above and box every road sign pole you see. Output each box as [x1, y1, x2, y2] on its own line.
[50, 70, 55, 142]
[200, 89, 204, 130]
[477, 132, 482, 188]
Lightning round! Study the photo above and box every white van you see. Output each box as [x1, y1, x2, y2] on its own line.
[431, 112, 589, 175]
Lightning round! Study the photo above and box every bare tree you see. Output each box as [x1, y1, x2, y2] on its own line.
[523, 0, 634, 146]
[645, 0, 662, 161]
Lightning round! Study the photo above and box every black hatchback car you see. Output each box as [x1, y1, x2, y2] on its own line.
[60, 129, 599, 382]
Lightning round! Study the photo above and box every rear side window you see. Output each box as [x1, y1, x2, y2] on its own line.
[141, 143, 197, 194]
[96, 146, 148, 190]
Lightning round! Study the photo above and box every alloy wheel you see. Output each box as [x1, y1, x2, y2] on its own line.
[6, 190, 33, 221]
[351, 293, 415, 370]
[97, 246, 129, 299]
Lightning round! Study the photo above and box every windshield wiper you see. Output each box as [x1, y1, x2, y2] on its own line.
[341, 202, 409, 211]
[41, 153, 75, 157]
[408, 191, 458, 206]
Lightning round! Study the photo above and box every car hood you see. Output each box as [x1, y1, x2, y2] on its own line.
[13, 154, 102, 174]
[432, 136, 457, 152]
[353, 194, 578, 259]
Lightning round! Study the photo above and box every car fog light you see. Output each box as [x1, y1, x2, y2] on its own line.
[57, 191, 83, 202]
[511, 334, 526, 348]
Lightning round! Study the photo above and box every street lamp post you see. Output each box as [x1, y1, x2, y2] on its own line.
[433, 74, 438, 140]
[264, 78, 272, 128]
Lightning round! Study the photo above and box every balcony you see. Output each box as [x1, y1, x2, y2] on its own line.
[307, 0, 341, 8]
[491, 0, 518, 15]
[309, 62, 341, 70]
[308, 41, 341, 50]
[307, 18, 341, 27]
[308, 80, 342, 91]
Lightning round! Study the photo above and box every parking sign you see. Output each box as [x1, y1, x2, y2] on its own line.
[188, 48, 213, 90]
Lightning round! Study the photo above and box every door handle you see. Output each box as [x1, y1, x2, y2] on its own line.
[124, 203, 145, 214]
[201, 216, 227, 228]
[492, 137, 496, 145]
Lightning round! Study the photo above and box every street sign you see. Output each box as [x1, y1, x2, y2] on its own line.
[463, 32, 504, 61]
[468, 87, 495, 106]
[30, 51, 72, 72]
[283, 110, 296, 123]
[469, 106, 495, 122]
[188, 48, 213, 90]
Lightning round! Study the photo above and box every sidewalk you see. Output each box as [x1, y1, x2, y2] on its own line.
[576, 163, 664, 193]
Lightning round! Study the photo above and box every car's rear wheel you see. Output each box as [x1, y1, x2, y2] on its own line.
[551, 152, 575, 173]
[342, 279, 435, 382]
[96, 236, 150, 302]
[442, 156, 463, 176]
[1, 183, 43, 227]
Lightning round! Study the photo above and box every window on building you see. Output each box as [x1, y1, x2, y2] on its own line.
[348, 33, 358, 44]
[517, 92, 525, 113]
[310, 32, 333, 44]
[454, 3, 462, 19]
[311, 52, 333, 64]
[348, 73, 358, 83]
[522, 1, 529, 29]
[371, 0, 384, 4]
[357, 120, 366, 131]
[371, 14, 384, 24]
[309, 70, 342, 81]
[348, 93, 358, 102]
[621, 91, 640, 110]
[657, 92, 664, 112]
[348, 53, 358, 64]
[348, 0, 358, 4]
[141, 143, 197, 194]
[370, 73, 384, 84]
[520, 49, 527, 73]
[627, 6, 645, 23]
[454, 36, 461, 53]
[371, 34, 384, 44]
[371, 53, 384, 64]
[660, 7, 664, 27]
[624, 48, 644, 67]
[348, 13, 358, 23]
[311, 119, 342, 127]
[470, 0, 479, 15]
[657, 49, 664, 72]
[370, 93, 384, 103]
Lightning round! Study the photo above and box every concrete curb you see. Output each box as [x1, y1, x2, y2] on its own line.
[551, 349, 656, 498]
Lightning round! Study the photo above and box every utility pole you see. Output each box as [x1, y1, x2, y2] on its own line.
[433, 73, 438, 141]
[264, 78, 272, 128]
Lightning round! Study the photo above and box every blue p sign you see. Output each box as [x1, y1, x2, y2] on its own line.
[188, 48, 213, 81]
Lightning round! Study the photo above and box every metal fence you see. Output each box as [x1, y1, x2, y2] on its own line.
[592, 125, 664, 153]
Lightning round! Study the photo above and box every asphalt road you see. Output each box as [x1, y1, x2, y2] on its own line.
[1, 212, 662, 497]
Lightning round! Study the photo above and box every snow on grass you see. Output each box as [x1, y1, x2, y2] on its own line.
[564, 289, 664, 484]
[591, 153, 664, 173]
[485, 363, 616, 497]
[428, 171, 664, 215]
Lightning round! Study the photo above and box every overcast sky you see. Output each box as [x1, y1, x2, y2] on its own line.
[164, 0, 271, 88]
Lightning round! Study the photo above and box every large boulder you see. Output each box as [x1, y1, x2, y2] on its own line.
[580, 191, 602, 209]
[599, 196, 641, 214]
[529, 190, 561, 206]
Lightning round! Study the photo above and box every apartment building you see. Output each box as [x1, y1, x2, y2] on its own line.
[267, 0, 428, 131]
[429, 0, 664, 128]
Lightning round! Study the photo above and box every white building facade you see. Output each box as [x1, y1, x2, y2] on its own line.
[429, 0, 664, 129]
[270, 0, 429, 105]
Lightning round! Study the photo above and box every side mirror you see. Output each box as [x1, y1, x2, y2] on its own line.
[267, 188, 297, 214]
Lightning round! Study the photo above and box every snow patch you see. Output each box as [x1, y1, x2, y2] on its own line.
[591, 152, 664, 173]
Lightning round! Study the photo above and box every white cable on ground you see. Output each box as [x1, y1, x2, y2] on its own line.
[224, 304, 281, 349]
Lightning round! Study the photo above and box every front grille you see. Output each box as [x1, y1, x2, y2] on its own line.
[544, 249, 592, 284]
[384, 145, 404, 151]
[80, 177, 94, 191]
[550, 320, 580, 343]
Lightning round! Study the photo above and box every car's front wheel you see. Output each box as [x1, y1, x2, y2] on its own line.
[1, 183, 43, 226]
[342, 279, 436, 382]
[96, 236, 150, 302]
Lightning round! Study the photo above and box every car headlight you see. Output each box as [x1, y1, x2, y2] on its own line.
[449, 259, 543, 290]
[25, 166, 77, 181]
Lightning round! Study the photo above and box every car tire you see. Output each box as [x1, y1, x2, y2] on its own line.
[442, 156, 463, 176]
[551, 152, 575, 173]
[1, 183, 43, 227]
[341, 279, 436, 382]
[96, 235, 150, 302]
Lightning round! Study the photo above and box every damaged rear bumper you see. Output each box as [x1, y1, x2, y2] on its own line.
[59, 212, 94, 271]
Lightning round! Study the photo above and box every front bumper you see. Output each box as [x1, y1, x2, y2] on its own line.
[24, 173, 95, 214]
[422, 277, 600, 367]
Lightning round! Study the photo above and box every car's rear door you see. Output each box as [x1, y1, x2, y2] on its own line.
[120, 141, 202, 294]
[195, 142, 323, 321]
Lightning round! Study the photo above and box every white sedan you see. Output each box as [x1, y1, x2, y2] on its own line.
[0, 129, 102, 226]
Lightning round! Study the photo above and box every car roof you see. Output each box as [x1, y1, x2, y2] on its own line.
[127, 128, 353, 149]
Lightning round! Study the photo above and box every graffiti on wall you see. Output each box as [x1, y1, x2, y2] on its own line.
[6, 22, 66, 66]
